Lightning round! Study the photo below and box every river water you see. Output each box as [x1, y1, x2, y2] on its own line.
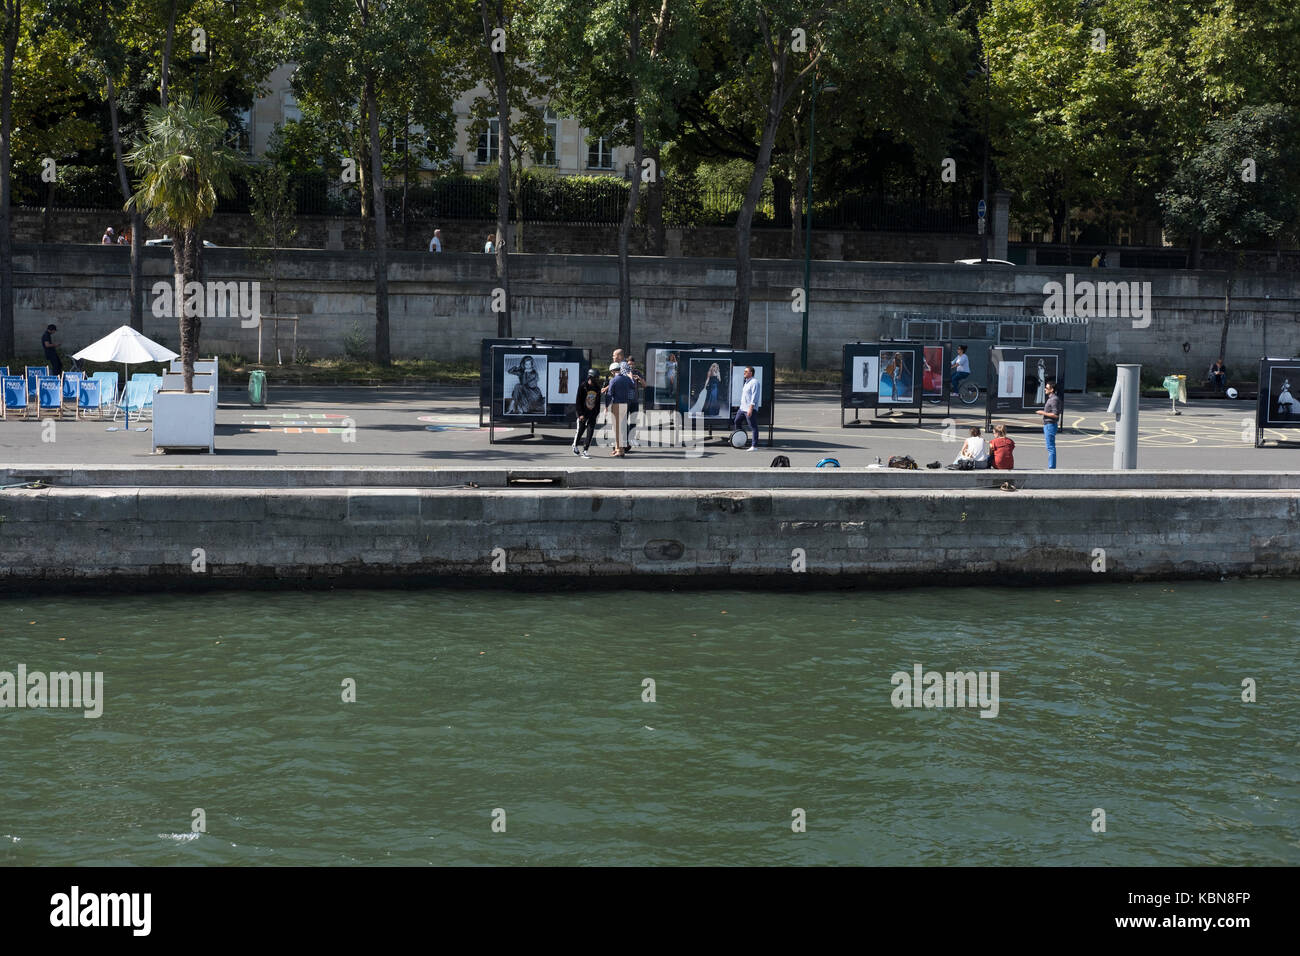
[1, 581, 1295, 866]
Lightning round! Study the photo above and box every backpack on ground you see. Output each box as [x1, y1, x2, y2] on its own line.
[770, 455, 791, 467]
[888, 455, 918, 469]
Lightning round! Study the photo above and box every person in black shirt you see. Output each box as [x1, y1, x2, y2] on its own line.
[41, 324, 63, 376]
[1036, 380, 1062, 469]
[572, 368, 603, 458]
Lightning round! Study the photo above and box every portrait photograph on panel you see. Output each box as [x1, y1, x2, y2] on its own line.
[877, 350, 913, 403]
[1265, 366, 1300, 425]
[686, 358, 731, 418]
[502, 353, 547, 416]
[922, 346, 944, 396]
[852, 355, 878, 393]
[655, 350, 680, 398]
[1022, 354, 1058, 408]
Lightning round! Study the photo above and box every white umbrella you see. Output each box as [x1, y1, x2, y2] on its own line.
[73, 326, 179, 431]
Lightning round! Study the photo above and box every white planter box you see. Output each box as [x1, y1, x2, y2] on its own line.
[153, 389, 215, 453]
[162, 372, 218, 413]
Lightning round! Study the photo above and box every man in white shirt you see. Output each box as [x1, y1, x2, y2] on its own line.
[429, 229, 442, 253]
[949, 344, 971, 397]
[734, 366, 760, 450]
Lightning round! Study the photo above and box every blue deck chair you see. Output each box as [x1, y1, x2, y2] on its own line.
[2, 374, 27, 420]
[116, 378, 158, 423]
[37, 376, 62, 418]
[92, 371, 119, 410]
[25, 366, 48, 402]
[61, 371, 84, 406]
[77, 379, 104, 420]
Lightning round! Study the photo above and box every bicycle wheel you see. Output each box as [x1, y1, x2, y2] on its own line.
[959, 382, 980, 405]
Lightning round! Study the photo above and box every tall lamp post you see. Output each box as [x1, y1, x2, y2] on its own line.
[967, 55, 991, 264]
[800, 80, 836, 370]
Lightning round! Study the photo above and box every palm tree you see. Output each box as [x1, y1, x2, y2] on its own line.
[126, 92, 243, 391]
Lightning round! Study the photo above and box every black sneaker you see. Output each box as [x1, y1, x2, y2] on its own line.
[571, 445, 580, 456]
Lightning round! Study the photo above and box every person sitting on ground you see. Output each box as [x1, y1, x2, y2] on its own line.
[989, 423, 1015, 469]
[950, 425, 988, 469]
[1209, 358, 1228, 390]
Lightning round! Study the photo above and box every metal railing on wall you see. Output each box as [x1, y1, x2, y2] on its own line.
[9, 169, 979, 235]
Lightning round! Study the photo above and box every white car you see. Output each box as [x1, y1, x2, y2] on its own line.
[146, 236, 218, 248]
[954, 258, 1014, 266]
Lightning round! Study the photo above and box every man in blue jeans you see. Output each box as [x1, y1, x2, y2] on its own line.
[1036, 380, 1062, 468]
[733, 366, 760, 450]
[949, 344, 970, 397]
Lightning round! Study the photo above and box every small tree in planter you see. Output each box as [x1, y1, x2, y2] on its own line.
[126, 92, 244, 392]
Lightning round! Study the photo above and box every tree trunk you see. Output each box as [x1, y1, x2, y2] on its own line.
[0, 1, 16, 362]
[790, 160, 808, 259]
[480, 0, 512, 337]
[1217, 261, 1234, 365]
[161, 0, 177, 108]
[106, 71, 144, 331]
[616, 3, 644, 354]
[644, 143, 664, 255]
[731, 16, 789, 349]
[175, 230, 201, 392]
[365, 74, 391, 366]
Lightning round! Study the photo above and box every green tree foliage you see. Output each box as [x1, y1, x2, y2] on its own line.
[126, 91, 244, 389]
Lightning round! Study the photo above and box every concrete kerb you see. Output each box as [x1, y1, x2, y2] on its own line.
[5, 465, 1300, 492]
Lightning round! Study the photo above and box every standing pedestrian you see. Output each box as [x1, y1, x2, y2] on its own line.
[100, 226, 115, 245]
[41, 324, 63, 376]
[429, 229, 442, 253]
[1036, 380, 1062, 468]
[733, 365, 760, 450]
[604, 362, 635, 457]
[484, 233, 496, 254]
[572, 367, 602, 458]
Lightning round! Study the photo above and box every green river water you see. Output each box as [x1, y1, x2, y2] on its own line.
[0, 581, 1295, 866]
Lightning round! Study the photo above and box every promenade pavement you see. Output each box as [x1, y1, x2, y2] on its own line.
[2, 386, 1296, 472]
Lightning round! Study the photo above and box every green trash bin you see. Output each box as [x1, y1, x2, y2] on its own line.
[248, 370, 267, 406]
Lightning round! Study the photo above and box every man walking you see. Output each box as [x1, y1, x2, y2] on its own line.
[41, 324, 63, 376]
[1036, 380, 1062, 468]
[572, 367, 602, 458]
[429, 229, 442, 253]
[950, 344, 970, 397]
[734, 366, 760, 450]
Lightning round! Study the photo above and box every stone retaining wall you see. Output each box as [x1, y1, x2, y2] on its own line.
[3, 483, 1296, 591]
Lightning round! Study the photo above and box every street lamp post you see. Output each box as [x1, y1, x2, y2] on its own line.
[801, 80, 835, 371]
[980, 55, 990, 265]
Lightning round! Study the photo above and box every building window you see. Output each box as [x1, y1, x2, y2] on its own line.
[535, 111, 559, 167]
[477, 118, 500, 164]
[587, 134, 613, 169]
[282, 92, 302, 124]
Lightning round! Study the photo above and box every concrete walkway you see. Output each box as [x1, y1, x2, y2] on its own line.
[2, 386, 1295, 472]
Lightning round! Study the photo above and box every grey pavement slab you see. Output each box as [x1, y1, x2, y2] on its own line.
[2, 385, 1296, 472]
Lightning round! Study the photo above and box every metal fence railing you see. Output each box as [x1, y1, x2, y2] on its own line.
[9, 168, 977, 234]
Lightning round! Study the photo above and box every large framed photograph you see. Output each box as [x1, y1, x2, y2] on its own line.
[998, 361, 1024, 399]
[1022, 354, 1059, 409]
[502, 353, 547, 416]
[877, 350, 914, 404]
[922, 346, 944, 397]
[852, 355, 878, 393]
[1264, 365, 1300, 425]
[686, 358, 731, 419]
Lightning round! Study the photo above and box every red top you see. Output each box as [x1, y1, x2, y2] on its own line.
[990, 436, 1015, 469]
